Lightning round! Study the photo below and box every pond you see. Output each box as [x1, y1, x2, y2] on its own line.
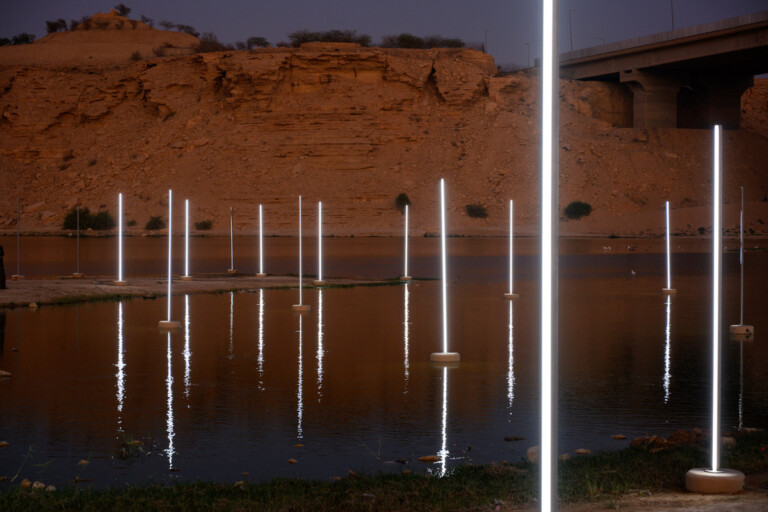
[0, 236, 766, 488]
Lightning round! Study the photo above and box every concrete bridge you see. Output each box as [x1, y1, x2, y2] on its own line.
[560, 11, 768, 129]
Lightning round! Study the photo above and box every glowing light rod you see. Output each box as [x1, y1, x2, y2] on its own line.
[685, 125, 744, 493]
[257, 204, 266, 277]
[540, 0, 559, 509]
[182, 199, 192, 281]
[114, 193, 126, 286]
[663, 201, 676, 294]
[159, 189, 181, 330]
[401, 204, 411, 281]
[504, 200, 519, 299]
[430, 179, 459, 363]
[293, 195, 311, 312]
[227, 207, 237, 274]
[313, 202, 325, 285]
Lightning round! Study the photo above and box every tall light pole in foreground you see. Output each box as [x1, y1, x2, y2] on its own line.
[159, 189, 181, 331]
[540, 0, 559, 509]
[685, 125, 744, 493]
[662, 201, 676, 294]
[114, 193, 126, 286]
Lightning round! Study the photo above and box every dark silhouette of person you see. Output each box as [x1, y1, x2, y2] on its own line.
[0, 245, 6, 289]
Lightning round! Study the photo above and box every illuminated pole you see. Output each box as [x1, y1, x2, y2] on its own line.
[739, 187, 744, 325]
[685, 125, 744, 492]
[293, 195, 310, 312]
[663, 201, 675, 294]
[227, 207, 237, 274]
[182, 199, 191, 280]
[430, 179, 459, 362]
[505, 200, 519, 299]
[541, 0, 559, 509]
[159, 190, 180, 330]
[401, 204, 412, 281]
[114, 193, 126, 285]
[313, 202, 325, 285]
[257, 204, 266, 277]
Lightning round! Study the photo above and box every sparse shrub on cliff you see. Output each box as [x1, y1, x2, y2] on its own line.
[114, 3, 131, 17]
[195, 32, 232, 53]
[145, 216, 165, 231]
[465, 204, 488, 218]
[159, 20, 174, 31]
[176, 24, 200, 38]
[45, 19, 67, 34]
[247, 36, 270, 49]
[381, 33, 464, 49]
[564, 201, 592, 220]
[195, 220, 213, 231]
[63, 207, 116, 230]
[288, 29, 371, 47]
[140, 15, 154, 28]
[3, 33, 36, 45]
[395, 193, 411, 214]
[130, 51, 141, 61]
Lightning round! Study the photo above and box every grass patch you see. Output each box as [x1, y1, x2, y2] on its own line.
[2, 430, 766, 510]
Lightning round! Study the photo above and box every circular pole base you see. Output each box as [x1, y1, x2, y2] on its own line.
[504, 292, 520, 300]
[72, 273, 84, 279]
[227, 269, 238, 275]
[430, 352, 460, 363]
[662, 288, 677, 295]
[158, 320, 182, 331]
[685, 468, 744, 494]
[292, 304, 311, 313]
[312, 280, 326, 286]
[400, 276, 412, 282]
[113, 280, 127, 286]
[256, 273, 267, 278]
[180, 275, 193, 281]
[11, 275, 24, 280]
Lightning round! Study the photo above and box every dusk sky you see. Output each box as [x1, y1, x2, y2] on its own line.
[1, 0, 766, 68]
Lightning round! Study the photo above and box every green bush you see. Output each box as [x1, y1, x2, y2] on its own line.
[395, 193, 411, 213]
[194, 220, 213, 231]
[145, 216, 165, 230]
[62, 207, 115, 230]
[564, 201, 592, 220]
[465, 204, 488, 218]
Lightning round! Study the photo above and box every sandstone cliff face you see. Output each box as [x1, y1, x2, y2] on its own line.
[1, 27, 767, 237]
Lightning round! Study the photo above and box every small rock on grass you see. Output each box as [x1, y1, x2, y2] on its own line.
[20, 479, 32, 488]
[0, 370, 11, 378]
[32, 481, 45, 489]
[575, 448, 591, 455]
[526, 446, 539, 463]
[288, 458, 297, 464]
[78, 459, 89, 465]
[0, 441, 9, 447]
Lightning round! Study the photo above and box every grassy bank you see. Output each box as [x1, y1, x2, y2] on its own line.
[2, 430, 767, 511]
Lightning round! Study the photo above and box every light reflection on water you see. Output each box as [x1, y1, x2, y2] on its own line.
[0, 238, 766, 488]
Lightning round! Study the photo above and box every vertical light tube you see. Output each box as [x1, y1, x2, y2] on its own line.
[666, 201, 672, 290]
[76, 205, 80, 275]
[167, 189, 172, 322]
[184, 199, 189, 278]
[299, 195, 303, 306]
[541, 0, 559, 509]
[440, 179, 448, 354]
[404, 204, 409, 278]
[118, 193, 123, 282]
[318, 201, 323, 282]
[16, 197, 20, 276]
[509, 200, 514, 294]
[739, 187, 744, 325]
[711, 124, 722, 472]
[229, 207, 234, 271]
[259, 204, 264, 275]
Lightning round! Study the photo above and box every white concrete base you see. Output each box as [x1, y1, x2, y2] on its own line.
[158, 320, 182, 331]
[180, 275, 193, 281]
[11, 275, 24, 280]
[72, 273, 84, 279]
[729, 324, 754, 337]
[662, 288, 677, 295]
[430, 352, 460, 363]
[256, 273, 267, 278]
[292, 304, 311, 313]
[400, 276, 412, 282]
[685, 468, 744, 494]
[312, 280, 326, 286]
[504, 293, 520, 300]
[113, 280, 127, 286]
[227, 269, 238, 275]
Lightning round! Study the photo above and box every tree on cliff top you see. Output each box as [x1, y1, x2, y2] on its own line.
[114, 4, 131, 17]
[381, 33, 464, 49]
[288, 29, 371, 47]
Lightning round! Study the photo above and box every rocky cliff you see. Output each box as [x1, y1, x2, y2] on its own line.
[1, 11, 767, 237]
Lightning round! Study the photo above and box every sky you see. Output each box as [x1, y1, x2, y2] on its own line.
[1, 0, 766, 69]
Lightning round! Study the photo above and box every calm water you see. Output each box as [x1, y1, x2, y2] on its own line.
[0, 237, 766, 488]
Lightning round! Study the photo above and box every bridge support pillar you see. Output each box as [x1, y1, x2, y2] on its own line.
[621, 70, 683, 128]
